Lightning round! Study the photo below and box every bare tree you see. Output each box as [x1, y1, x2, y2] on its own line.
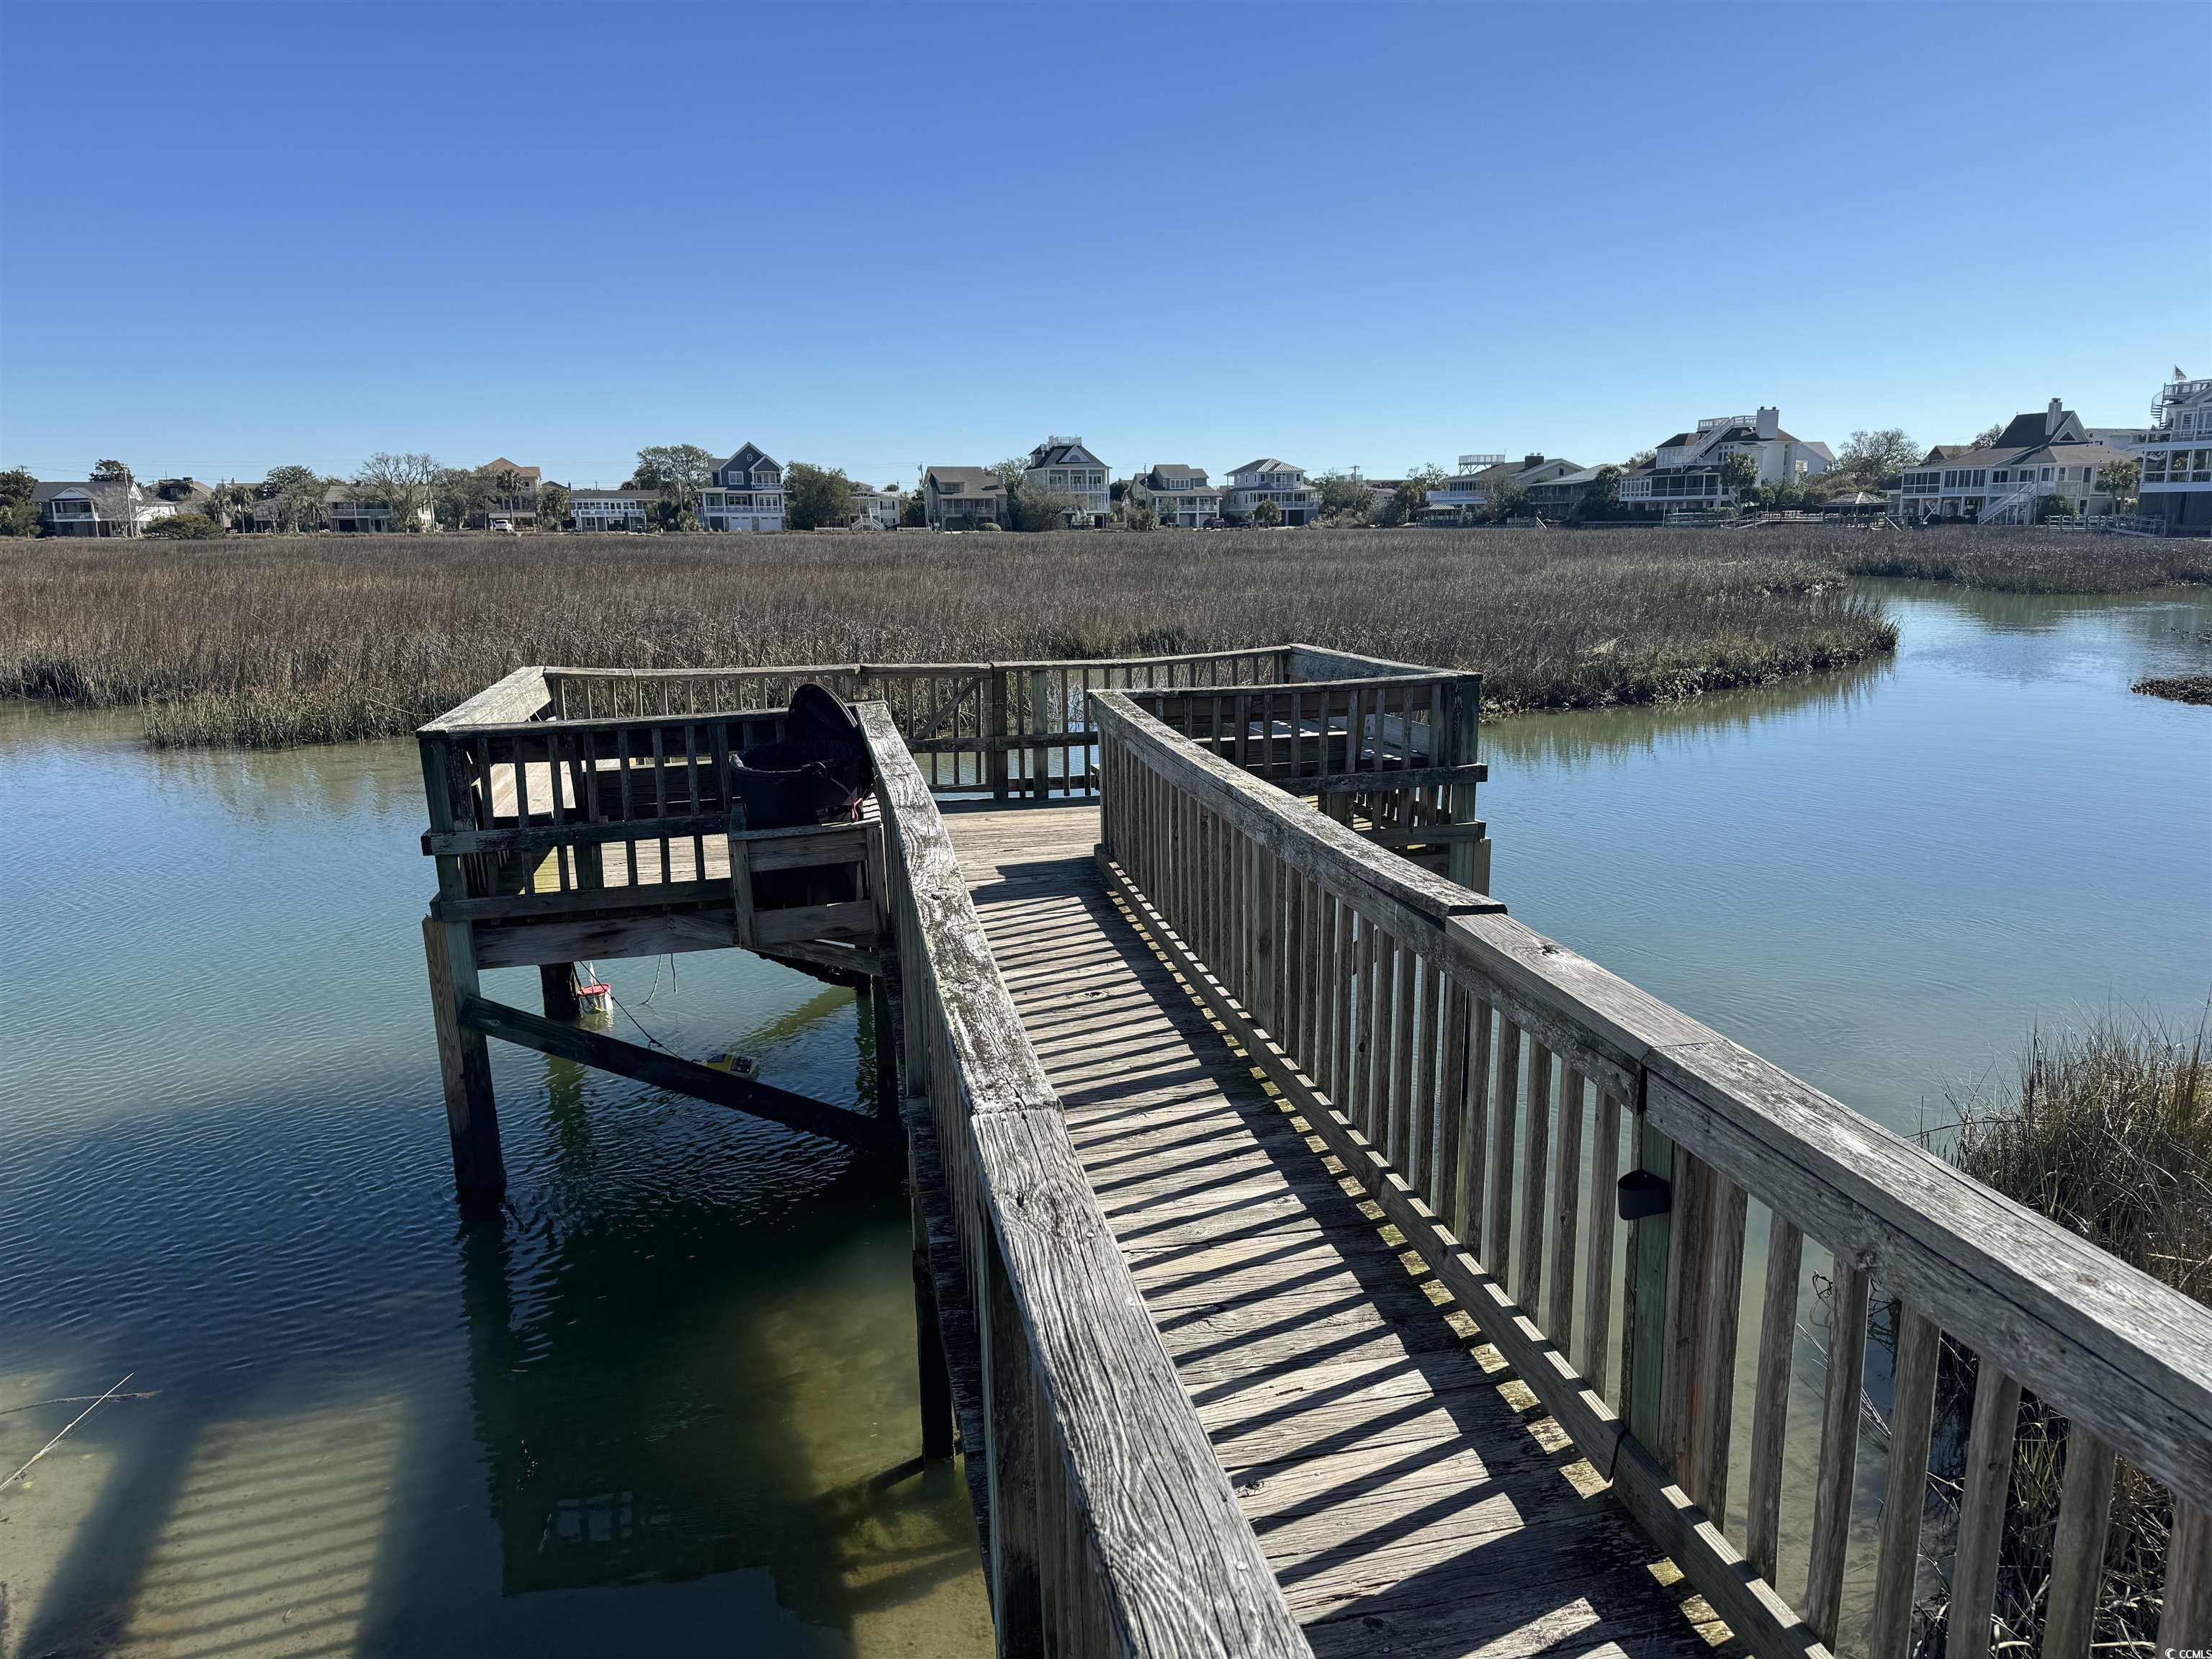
[356, 452, 440, 531]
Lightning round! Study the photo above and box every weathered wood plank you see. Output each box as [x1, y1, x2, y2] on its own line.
[457, 992, 885, 1150]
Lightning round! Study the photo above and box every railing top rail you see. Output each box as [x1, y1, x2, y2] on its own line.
[1283, 641, 1465, 681]
[1091, 690, 1502, 943]
[858, 701, 1310, 1655]
[1126, 669, 1460, 697]
[1097, 690, 2212, 1509]
[426, 644, 1473, 737]
[419, 665, 552, 734]
[543, 660, 994, 680]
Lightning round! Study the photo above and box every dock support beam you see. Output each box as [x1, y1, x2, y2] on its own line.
[424, 916, 505, 1218]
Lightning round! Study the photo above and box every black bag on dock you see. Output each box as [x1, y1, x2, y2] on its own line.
[729, 685, 871, 830]
[729, 683, 871, 909]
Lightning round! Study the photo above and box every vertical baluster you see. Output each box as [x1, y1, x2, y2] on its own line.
[1869, 1303, 1941, 1655]
[1303, 873, 1326, 1079]
[1487, 1020, 1521, 1276]
[1694, 1173, 1748, 1527]
[2037, 1428, 2117, 1658]
[616, 727, 638, 886]
[1330, 898, 1353, 1110]
[649, 723, 670, 884]
[1581, 1089, 1622, 1390]
[1662, 1152, 1714, 1490]
[1805, 1257, 1871, 1647]
[1460, 998, 1493, 1253]
[1547, 1067, 1586, 1352]
[1362, 925, 1390, 1143]
[1745, 1213, 1803, 1586]
[1947, 1359, 2024, 1659]
[2157, 1498, 2212, 1655]
[1518, 1043, 1552, 1313]
[1436, 978, 1470, 1231]
[1386, 939, 1416, 1166]
[683, 721, 706, 883]
[1409, 956, 1442, 1190]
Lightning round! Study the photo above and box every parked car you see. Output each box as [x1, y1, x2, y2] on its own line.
[489, 518, 516, 534]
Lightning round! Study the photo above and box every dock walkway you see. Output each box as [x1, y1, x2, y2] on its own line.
[950, 804, 1720, 1658]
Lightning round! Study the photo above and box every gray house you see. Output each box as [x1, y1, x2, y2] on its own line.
[923, 466, 1007, 530]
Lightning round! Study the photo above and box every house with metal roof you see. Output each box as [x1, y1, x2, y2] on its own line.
[701, 444, 784, 532]
[1126, 464, 1223, 528]
[1898, 400, 2127, 524]
[1020, 438, 1110, 526]
[1616, 408, 1833, 512]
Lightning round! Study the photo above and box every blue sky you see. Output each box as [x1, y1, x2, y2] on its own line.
[4, 1, 2207, 488]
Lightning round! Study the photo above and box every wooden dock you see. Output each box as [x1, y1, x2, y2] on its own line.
[413, 644, 2212, 1659]
[953, 803, 1719, 1655]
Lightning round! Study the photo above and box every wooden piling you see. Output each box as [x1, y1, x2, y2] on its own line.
[423, 915, 504, 1215]
[539, 962, 582, 1021]
[909, 1140, 955, 1461]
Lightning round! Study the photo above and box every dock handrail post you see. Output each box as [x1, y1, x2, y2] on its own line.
[1446, 672, 1486, 891]
[1619, 1102, 1672, 1450]
[1027, 668, 1050, 801]
[907, 1138, 956, 1461]
[988, 670, 1010, 801]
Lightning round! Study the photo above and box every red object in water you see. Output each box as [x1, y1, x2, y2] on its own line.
[576, 981, 611, 997]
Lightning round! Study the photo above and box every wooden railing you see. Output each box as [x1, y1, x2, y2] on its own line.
[1092, 690, 2212, 1659]
[860, 701, 1313, 1658]
[420, 667, 793, 915]
[536, 644, 1464, 801]
[1123, 657, 1487, 887]
[418, 644, 1484, 962]
[542, 649, 1289, 799]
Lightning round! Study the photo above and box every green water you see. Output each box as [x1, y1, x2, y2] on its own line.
[0, 709, 992, 1657]
[1, 578, 2206, 1658]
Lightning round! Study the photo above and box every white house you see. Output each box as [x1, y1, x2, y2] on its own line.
[1223, 459, 1319, 526]
[1020, 438, 1110, 526]
[850, 485, 905, 529]
[701, 444, 784, 532]
[569, 487, 657, 532]
[1617, 408, 1833, 511]
[1127, 464, 1222, 528]
[323, 485, 435, 533]
[2133, 373, 2212, 534]
[35, 476, 208, 536]
[1422, 454, 1581, 523]
[1898, 400, 2126, 524]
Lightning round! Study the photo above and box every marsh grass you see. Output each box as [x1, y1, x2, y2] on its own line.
[4, 526, 1907, 747]
[1905, 1017, 2212, 1654]
[1843, 529, 2212, 594]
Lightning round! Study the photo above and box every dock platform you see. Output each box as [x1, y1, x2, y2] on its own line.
[411, 644, 2212, 1659]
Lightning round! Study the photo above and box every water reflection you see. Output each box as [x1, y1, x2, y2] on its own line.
[1485, 650, 1891, 770]
[0, 708, 989, 1657]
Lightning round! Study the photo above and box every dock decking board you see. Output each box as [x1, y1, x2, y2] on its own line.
[948, 804, 1730, 1658]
